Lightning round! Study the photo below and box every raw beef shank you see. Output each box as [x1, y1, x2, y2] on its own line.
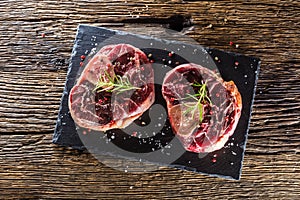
[69, 44, 155, 131]
[162, 63, 242, 153]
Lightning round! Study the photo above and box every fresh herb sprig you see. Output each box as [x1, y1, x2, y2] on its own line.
[93, 71, 140, 94]
[183, 82, 212, 123]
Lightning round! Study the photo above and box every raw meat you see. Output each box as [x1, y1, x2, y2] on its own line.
[69, 44, 155, 131]
[162, 63, 242, 153]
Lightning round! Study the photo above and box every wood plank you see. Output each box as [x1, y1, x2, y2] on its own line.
[0, 71, 65, 132]
[0, 134, 299, 199]
[0, 0, 299, 198]
[1, 0, 299, 71]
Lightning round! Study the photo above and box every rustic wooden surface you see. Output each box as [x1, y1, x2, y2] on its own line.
[0, 0, 299, 199]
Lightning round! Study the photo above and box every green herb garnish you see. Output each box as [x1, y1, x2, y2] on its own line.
[183, 82, 212, 123]
[93, 71, 140, 94]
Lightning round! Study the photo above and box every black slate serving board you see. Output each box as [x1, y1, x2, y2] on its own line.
[53, 25, 260, 180]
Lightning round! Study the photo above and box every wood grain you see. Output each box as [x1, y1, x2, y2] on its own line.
[0, 0, 299, 199]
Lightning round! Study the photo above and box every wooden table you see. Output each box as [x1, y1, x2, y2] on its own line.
[1, 0, 299, 199]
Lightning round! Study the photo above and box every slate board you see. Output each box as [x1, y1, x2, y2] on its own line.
[53, 25, 260, 180]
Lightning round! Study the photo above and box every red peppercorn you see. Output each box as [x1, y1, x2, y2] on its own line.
[41, 33, 45, 38]
[229, 41, 234, 46]
[80, 55, 86, 60]
[150, 60, 154, 63]
[235, 61, 239, 66]
[212, 158, 217, 163]
[168, 51, 174, 57]
[140, 66, 144, 71]
[80, 62, 84, 67]
[132, 132, 137, 137]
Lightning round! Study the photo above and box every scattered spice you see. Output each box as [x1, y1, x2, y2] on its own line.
[168, 51, 174, 57]
[214, 56, 219, 61]
[41, 33, 45, 38]
[234, 61, 239, 66]
[80, 62, 84, 67]
[98, 99, 103, 104]
[132, 131, 137, 137]
[80, 55, 86, 60]
[235, 44, 239, 48]
[212, 158, 217, 163]
[229, 41, 234, 46]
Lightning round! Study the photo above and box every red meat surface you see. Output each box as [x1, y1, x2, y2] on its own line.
[69, 44, 155, 131]
[162, 63, 242, 153]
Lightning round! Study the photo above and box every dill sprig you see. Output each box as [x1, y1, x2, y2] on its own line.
[183, 82, 212, 123]
[93, 71, 140, 94]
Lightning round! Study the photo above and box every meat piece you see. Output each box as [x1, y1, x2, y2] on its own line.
[69, 44, 155, 131]
[162, 63, 242, 153]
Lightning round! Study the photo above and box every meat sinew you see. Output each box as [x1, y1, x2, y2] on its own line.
[162, 63, 242, 153]
[69, 44, 155, 131]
